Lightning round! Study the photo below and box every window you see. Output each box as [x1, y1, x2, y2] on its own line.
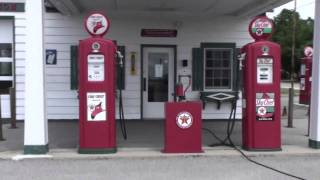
[192, 43, 236, 91]
[204, 48, 233, 90]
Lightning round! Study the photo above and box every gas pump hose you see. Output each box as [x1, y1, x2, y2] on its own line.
[117, 51, 127, 140]
[203, 94, 305, 180]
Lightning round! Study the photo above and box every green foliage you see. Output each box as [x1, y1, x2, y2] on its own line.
[271, 9, 314, 79]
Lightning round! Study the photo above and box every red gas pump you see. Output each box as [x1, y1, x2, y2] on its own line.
[78, 13, 117, 154]
[242, 16, 281, 151]
[299, 46, 313, 105]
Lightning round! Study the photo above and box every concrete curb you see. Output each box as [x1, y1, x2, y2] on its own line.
[0, 145, 319, 161]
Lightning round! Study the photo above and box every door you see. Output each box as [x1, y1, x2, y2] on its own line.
[0, 19, 14, 118]
[143, 47, 175, 119]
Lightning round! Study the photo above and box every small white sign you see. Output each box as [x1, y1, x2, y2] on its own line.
[257, 58, 273, 84]
[154, 64, 163, 78]
[88, 54, 105, 81]
[304, 46, 313, 57]
[300, 64, 306, 76]
[87, 92, 106, 121]
[300, 78, 305, 90]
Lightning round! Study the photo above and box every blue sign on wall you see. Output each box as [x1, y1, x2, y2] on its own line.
[46, 49, 57, 65]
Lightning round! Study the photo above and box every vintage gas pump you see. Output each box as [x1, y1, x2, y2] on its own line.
[299, 46, 313, 105]
[78, 13, 117, 154]
[241, 16, 281, 151]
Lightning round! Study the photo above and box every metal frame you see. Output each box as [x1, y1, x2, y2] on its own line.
[140, 44, 177, 120]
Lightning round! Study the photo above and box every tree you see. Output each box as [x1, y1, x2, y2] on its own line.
[271, 9, 314, 79]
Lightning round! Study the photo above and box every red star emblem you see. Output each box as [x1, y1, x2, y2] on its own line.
[259, 108, 265, 114]
[180, 115, 189, 124]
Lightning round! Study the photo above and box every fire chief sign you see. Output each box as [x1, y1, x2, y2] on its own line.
[87, 92, 106, 121]
[176, 111, 193, 129]
[256, 93, 275, 121]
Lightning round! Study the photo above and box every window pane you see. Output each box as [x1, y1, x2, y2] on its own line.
[213, 79, 221, 86]
[0, 43, 12, 58]
[206, 70, 213, 77]
[214, 70, 221, 78]
[222, 51, 230, 59]
[205, 78, 213, 87]
[222, 70, 230, 77]
[213, 60, 221, 67]
[206, 60, 213, 67]
[213, 51, 221, 59]
[206, 51, 213, 58]
[222, 79, 229, 87]
[223, 60, 230, 67]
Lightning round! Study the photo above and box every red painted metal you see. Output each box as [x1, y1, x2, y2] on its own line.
[299, 56, 312, 105]
[164, 101, 203, 153]
[175, 83, 184, 97]
[78, 37, 117, 151]
[242, 41, 281, 150]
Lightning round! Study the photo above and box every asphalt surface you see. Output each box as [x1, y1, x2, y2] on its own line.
[0, 154, 318, 180]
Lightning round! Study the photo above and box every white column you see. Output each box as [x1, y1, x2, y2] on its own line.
[24, 0, 48, 154]
[309, 0, 320, 148]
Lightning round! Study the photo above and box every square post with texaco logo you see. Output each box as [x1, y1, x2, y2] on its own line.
[163, 101, 203, 153]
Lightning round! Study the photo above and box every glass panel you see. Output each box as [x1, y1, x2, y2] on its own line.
[0, 62, 12, 76]
[0, 43, 12, 58]
[223, 60, 230, 67]
[222, 79, 229, 87]
[206, 69, 213, 77]
[222, 70, 230, 77]
[213, 79, 221, 86]
[213, 60, 221, 67]
[148, 52, 169, 102]
[206, 50, 213, 58]
[214, 70, 221, 78]
[222, 51, 230, 59]
[206, 60, 213, 67]
[205, 78, 213, 87]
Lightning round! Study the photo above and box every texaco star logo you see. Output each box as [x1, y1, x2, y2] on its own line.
[176, 112, 193, 129]
[257, 107, 267, 116]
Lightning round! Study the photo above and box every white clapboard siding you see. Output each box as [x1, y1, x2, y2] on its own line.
[7, 11, 252, 120]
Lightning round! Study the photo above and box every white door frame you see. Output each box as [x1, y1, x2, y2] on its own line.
[141, 45, 176, 119]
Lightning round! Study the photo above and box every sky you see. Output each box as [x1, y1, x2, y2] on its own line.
[267, 0, 315, 19]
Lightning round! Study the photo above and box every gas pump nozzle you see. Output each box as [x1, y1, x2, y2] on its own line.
[116, 51, 124, 67]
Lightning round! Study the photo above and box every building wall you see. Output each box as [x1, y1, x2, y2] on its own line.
[1, 11, 253, 120]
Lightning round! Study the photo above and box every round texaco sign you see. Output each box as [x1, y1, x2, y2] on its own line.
[85, 13, 110, 37]
[176, 112, 193, 129]
[304, 46, 313, 57]
[249, 16, 274, 41]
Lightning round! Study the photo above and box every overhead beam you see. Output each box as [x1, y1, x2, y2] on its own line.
[231, 0, 291, 18]
[48, 0, 80, 15]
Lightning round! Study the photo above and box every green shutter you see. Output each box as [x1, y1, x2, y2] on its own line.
[192, 48, 203, 90]
[70, 45, 78, 90]
[116, 46, 125, 90]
